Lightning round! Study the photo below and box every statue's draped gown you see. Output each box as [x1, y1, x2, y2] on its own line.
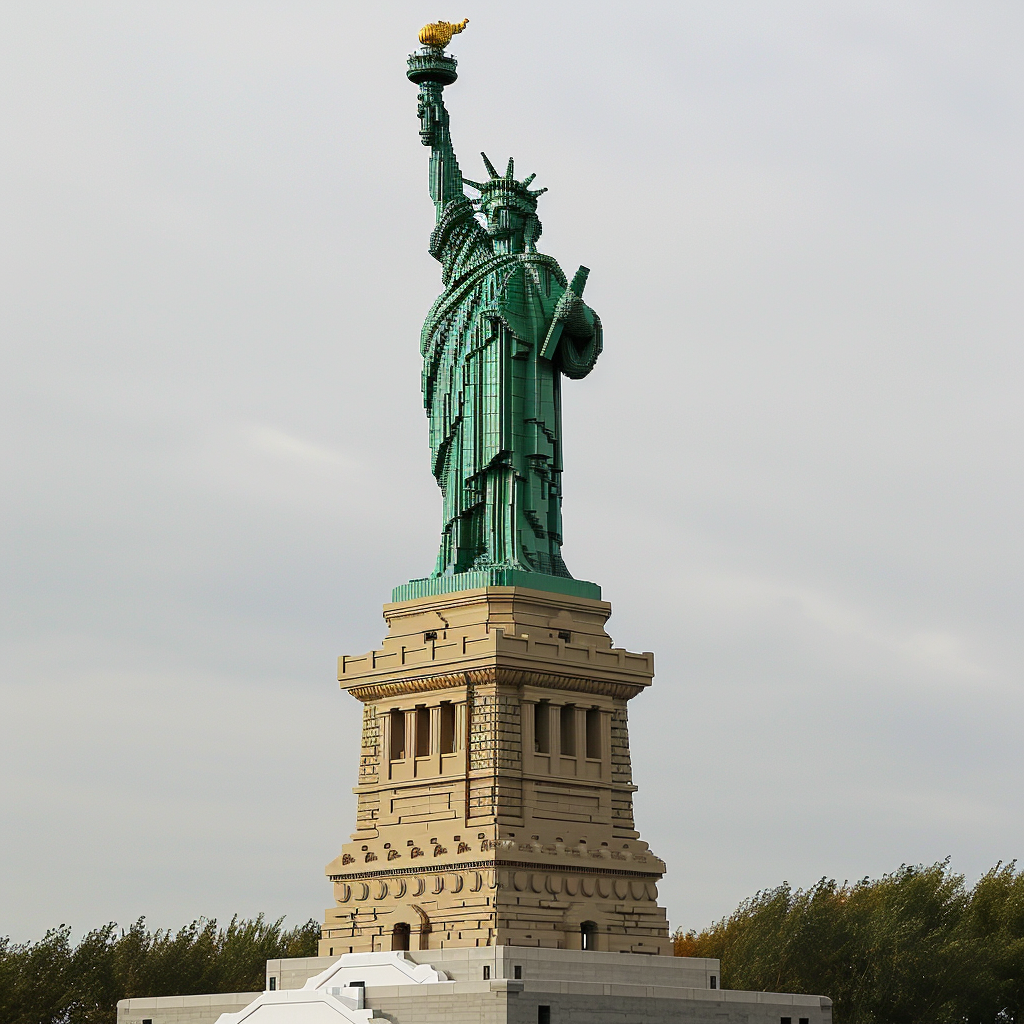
[420, 90, 602, 580]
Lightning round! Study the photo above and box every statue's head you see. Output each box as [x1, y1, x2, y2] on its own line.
[464, 153, 546, 252]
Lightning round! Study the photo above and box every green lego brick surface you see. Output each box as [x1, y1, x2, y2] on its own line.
[392, 570, 601, 603]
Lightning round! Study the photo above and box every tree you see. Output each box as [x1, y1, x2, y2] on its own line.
[674, 860, 1024, 1024]
[0, 914, 320, 1024]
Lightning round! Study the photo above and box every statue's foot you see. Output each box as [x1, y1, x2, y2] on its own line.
[469, 559, 532, 573]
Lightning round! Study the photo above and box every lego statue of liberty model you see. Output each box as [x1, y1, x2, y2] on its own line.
[400, 20, 603, 602]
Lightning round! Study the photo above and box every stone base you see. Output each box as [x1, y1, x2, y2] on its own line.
[116, 948, 832, 1024]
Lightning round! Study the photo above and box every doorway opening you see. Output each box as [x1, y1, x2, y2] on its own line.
[392, 922, 410, 951]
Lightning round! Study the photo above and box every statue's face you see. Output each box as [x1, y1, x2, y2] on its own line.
[483, 201, 528, 249]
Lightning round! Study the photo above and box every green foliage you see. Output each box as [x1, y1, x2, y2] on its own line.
[674, 860, 1024, 1024]
[0, 914, 320, 1024]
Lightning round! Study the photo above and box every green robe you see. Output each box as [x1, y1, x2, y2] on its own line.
[421, 197, 602, 578]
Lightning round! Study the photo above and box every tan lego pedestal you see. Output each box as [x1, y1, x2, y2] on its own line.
[321, 587, 671, 956]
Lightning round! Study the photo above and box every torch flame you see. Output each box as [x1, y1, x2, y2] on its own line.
[418, 18, 469, 49]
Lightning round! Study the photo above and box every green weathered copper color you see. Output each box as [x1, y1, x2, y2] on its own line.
[398, 34, 602, 603]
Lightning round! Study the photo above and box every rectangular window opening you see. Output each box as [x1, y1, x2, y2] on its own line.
[416, 705, 430, 757]
[799, 1019, 809, 1023]
[585, 708, 601, 758]
[514, 965, 522, 979]
[268, 978, 276, 991]
[781, 1017, 792, 1024]
[560, 705, 576, 756]
[389, 708, 406, 760]
[534, 702, 550, 754]
[538, 1006, 551, 1024]
[483, 965, 491, 980]
[709, 976, 717, 989]
[440, 701, 456, 754]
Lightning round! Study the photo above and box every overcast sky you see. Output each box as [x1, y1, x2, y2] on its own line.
[2, 1, 1022, 944]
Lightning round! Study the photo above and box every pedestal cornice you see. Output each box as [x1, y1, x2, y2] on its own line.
[339, 587, 654, 701]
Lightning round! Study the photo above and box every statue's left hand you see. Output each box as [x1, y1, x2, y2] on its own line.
[554, 289, 593, 337]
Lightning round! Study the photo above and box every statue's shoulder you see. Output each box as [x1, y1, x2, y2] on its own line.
[520, 252, 565, 272]
[428, 197, 492, 276]
[420, 252, 517, 353]
[504, 255, 569, 311]
[428, 197, 476, 255]
[511, 255, 569, 309]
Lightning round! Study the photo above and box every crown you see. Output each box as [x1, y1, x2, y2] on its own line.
[463, 153, 547, 211]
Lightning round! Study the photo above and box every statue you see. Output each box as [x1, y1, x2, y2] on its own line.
[404, 23, 603, 596]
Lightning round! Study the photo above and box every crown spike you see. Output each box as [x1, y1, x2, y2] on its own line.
[528, 187, 548, 198]
[462, 177, 487, 191]
[505, 157, 515, 179]
[522, 173, 536, 187]
[480, 152, 500, 179]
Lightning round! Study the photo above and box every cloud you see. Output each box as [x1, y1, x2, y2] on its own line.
[247, 424, 360, 471]
[691, 571, 992, 683]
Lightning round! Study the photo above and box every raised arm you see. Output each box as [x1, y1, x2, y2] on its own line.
[416, 83, 465, 219]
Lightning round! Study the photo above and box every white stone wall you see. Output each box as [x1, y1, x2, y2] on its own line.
[116, 991, 259, 1024]
[117, 948, 832, 1024]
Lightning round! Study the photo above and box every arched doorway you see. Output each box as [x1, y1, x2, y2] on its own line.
[392, 922, 411, 951]
[580, 920, 597, 951]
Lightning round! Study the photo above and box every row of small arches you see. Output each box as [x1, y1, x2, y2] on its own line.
[338, 872, 491, 902]
[504, 873, 654, 901]
[336, 873, 656, 903]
